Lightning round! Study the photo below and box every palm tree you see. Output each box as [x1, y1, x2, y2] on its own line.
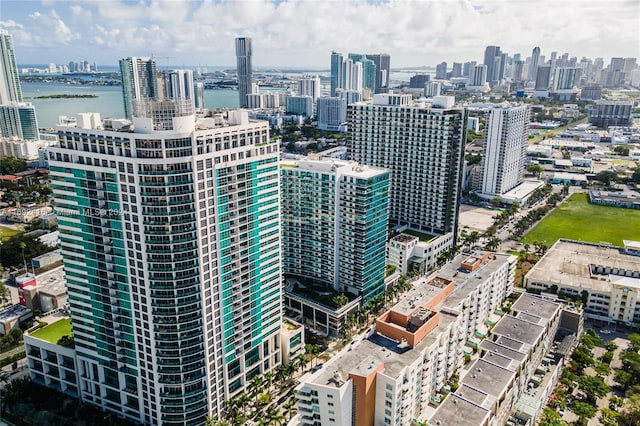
[484, 236, 501, 252]
[18, 241, 27, 271]
[306, 344, 322, 367]
[283, 397, 298, 421]
[275, 364, 288, 386]
[294, 353, 308, 374]
[468, 231, 481, 249]
[265, 407, 285, 425]
[248, 376, 264, 403]
[263, 371, 275, 393]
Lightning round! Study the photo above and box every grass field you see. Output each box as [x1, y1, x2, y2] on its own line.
[522, 193, 640, 247]
[0, 225, 23, 240]
[30, 318, 72, 344]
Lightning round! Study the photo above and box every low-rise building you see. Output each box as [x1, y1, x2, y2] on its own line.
[295, 251, 517, 426]
[589, 190, 640, 209]
[387, 232, 454, 275]
[0, 304, 32, 335]
[525, 239, 640, 324]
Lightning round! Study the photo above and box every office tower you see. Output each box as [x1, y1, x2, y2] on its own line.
[479, 104, 531, 197]
[435, 62, 447, 79]
[0, 103, 39, 140]
[280, 157, 389, 301]
[624, 58, 637, 79]
[609, 57, 625, 72]
[119, 57, 159, 120]
[409, 74, 429, 89]
[483, 45, 501, 85]
[336, 89, 362, 106]
[581, 84, 602, 100]
[451, 62, 462, 78]
[297, 76, 321, 102]
[529, 46, 541, 82]
[349, 54, 376, 94]
[366, 53, 390, 93]
[48, 107, 282, 424]
[330, 51, 343, 97]
[0, 30, 23, 104]
[194, 82, 204, 111]
[316, 97, 346, 131]
[235, 37, 253, 108]
[285, 95, 313, 116]
[471, 64, 488, 86]
[552, 67, 579, 91]
[534, 65, 552, 90]
[348, 94, 466, 237]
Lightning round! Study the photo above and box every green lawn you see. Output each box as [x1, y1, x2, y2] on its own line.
[522, 193, 640, 247]
[30, 318, 72, 344]
[401, 229, 437, 242]
[0, 225, 23, 241]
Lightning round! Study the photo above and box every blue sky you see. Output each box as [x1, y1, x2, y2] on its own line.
[0, 0, 638, 68]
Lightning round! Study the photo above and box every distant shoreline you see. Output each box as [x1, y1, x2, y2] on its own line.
[29, 94, 98, 99]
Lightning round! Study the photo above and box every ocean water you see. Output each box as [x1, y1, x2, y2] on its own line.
[22, 82, 240, 128]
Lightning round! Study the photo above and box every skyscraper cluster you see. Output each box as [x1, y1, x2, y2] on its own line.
[330, 51, 390, 98]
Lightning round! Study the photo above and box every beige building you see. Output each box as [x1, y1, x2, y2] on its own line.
[525, 239, 640, 324]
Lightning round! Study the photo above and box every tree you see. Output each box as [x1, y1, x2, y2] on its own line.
[0, 282, 10, 304]
[615, 369, 634, 389]
[622, 394, 640, 425]
[283, 397, 297, 421]
[0, 157, 27, 174]
[594, 170, 618, 187]
[632, 168, 640, 184]
[248, 376, 264, 403]
[305, 344, 321, 367]
[613, 145, 630, 156]
[332, 293, 349, 308]
[527, 164, 544, 178]
[577, 375, 608, 403]
[571, 401, 597, 421]
[484, 236, 501, 252]
[265, 407, 285, 425]
[539, 408, 563, 426]
[599, 407, 621, 426]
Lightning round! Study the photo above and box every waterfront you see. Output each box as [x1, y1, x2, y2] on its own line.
[22, 82, 241, 128]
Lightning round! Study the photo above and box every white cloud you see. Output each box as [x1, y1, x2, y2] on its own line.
[1, 0, 638, 66]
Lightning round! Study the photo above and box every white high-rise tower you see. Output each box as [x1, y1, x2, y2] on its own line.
[0, 29, 23, 104]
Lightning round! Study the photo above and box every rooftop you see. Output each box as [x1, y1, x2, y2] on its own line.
[0, 304, 31, 322]
[461, 358, 515, 399]
[429, 393, 491, 426]
[30, 317, 72, 344]
[491, 315, 545, 348]
[525, 239, 640, 292]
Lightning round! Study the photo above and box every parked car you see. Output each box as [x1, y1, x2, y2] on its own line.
[599, 329, 612, 334]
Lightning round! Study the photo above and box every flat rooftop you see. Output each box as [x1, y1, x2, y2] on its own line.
[0, 304, 31, 321]
[35, 266, 67, 296]
[499, 180, 545, 201]
[512, 293, 561, 322]
[29, 317, 72, 344]
[391, 276, 451, 317]
[461, 358, 515, 399]
[479, 339, 527, 363]
[429, 393, 491, 426]
[526, 239, 640, 292]
[491, 315, 545, 348]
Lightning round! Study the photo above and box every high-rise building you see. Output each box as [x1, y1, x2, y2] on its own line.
[342, 58, 363, 92]
[425, 82, 442, 97]
[451, 62, 462, 78]
[0, 30, 23, 104]
[330, 51, 343, 97]
[285, 95, 313, 117]
[162, 69, 195, 105]
[235, 37, 253, 108]
[297, 76, 321, 102]
[280, 156, 389, 302]
[47, 107, 282, 424]
[263, 93, 280, 109]
[471, 64, 488, 86]
[435, 62, 448, 79]
[0, 102, 39, 140]
[365, 53, 391, 94]
[552, 67, 579, 91]
[529, 46, 541, 82]
[513, 60, 525, 82]
[483, 45, 501, 85]
[119, 57, 159, 120]
[588, 101, 632, 127]
[534, 65, 552, 91]
[348, 94, 466, 237]
[349, 54, 377, 94]
[463, 61, 477, 77]
[316, 97, 346, 131]
[479, 104, 531, 197]
[194, 82, 205, 111]
[409, 74, 430, 89]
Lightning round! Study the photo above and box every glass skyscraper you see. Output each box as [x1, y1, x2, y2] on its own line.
[235, 38, 253, 108]
[0, 29, 23, 104]
[48, 107, 282, 425]
[119, 57, 159, 120]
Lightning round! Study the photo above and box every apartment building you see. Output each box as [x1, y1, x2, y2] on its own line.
[295, 251, 516, 426]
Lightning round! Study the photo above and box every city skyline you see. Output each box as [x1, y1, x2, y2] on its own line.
[1, 0, 638, 68]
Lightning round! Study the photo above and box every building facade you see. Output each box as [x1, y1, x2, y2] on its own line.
[588, 101, 632, 128]
[479, 103, 531, 197]
[235, 37, 253, 109]
[47, 108, 282, 425]
[0, 29, 23, 104]
[366, 53, 391, 94]
[297, 76, 321, 103]
[295, 251, 517, 426]
[0, 102, 39, 140]
[119, 57, 159, 120]
[348, 94, 466, 238]
[316, 97, 346, 131]
[280, 156, 389, 302]
[285, 96, 313, 117]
